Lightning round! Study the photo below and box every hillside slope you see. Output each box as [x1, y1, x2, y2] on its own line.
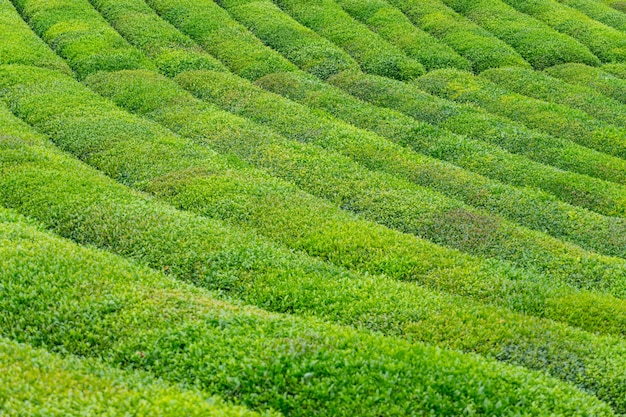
[1, 0, 626, 414]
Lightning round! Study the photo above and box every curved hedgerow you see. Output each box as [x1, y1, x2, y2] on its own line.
[1, 212, 618, 416]
[88, 0, 227, 76]
[73, 66, 626, 296]
[0, 334, 261, 417]
[132, 0, 626, 187]
[0, 0, 71, 73]
[42, 0, 619, 324]
[169, 69, 626, 260]
[416, 67, 626, 160]
[603, 62, 626, 78]
[8, 0, 606, 321]
[71, 0, 626, 224]
[3, 0, 623, 414]
[546, 62, 626, 103]
[112, 0, 626, 205]
[145, 0, 298, 80]
[5, 63, 626, 302]
[1, 108, 626, 413]
[556, 0, 626, 32]
[499, 0, 626, 63]
[385, 0, 530, 72]
[438, 0, 601, 69]
[257, 70, 626, 218]
[331, 0, 472, 71]
[329, 70, 626, 187]
[10, 0, 153, 78]
[215, 0, 359, 79]
[482, 66, 626, 127]
[11, 0, 626, 303]
[270, 0, 426, 80]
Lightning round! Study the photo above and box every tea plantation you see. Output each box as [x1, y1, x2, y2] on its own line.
[1, 0, 626, 415]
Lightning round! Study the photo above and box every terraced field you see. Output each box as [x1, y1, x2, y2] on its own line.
[1, 0, 626, 415]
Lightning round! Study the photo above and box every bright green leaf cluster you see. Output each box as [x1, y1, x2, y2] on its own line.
[546, 62, 626, 104]
[215, 0, 359, 79]
[417, 68, 626, 159]
[145, 0, 297, 80]
[483, 66, 626, 127]
[0, 0, 71, 73]
[329, 70, 626, 192]
[501, 0, 626, 63]
[2, 97, 626, 411]
[386, 0, 531, 72]
[439, 0, 600, 69]
[270, 0, 426, 80]
[327, 0, 472, 71]
[2, 213, 617, 416]
[0, 334, 261, 417]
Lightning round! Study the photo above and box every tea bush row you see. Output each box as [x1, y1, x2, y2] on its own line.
[8, 212, 615, 416]
[79, 66, 626, 297]
[14, 0, 626, 295]
[438, 0, 600, 69]
[0, 332, 260, 417]
[320, 0, 472, 71]
[145, 0, 297, 80]
[557, 0, 626, 32]
[0, 0, 71, 73]
[125, 0, 626, 220]
[482, 66, 626, 127]
[500, 0, 626, 63]
[11, 0, 153, 78]
[268, 0, 426, 80]
[135, 0, 626, 189]
[173, 69, 626, 259]
[88, 0, 227, 76]
[214, 0, 359, 80]
[416, 68, 626, 160]
[1, 107, 625, 412]
[385, 0, 530, 72]
[329, 70, 626, 188]
[546, 62, 626, 104]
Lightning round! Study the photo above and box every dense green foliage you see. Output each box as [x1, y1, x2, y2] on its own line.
[172, 69, 626, 259]
[417, 68, 626, 159]
[329, 70, 626, 187]
[88, 0, 227, 76]
[3, 95, 626, 411]
[438, 0, 600, 69]
[12, 0, 626, 295]
[603, 62, 626, 78]
[6, 62, 626, 326]
[0, 0, 71, 73]
[546, 62, 626, 104]
[331, 0, 472, 71]
[483, 66, 626, 127]
[146, 0, 297, 80]
[11, 0, 152, 78]
[2, 211, 618, 416]
[4, 0, 626, 413]
[558, 0, 626, 30]
[604, 0, 626, 12]
[385, 0, 531, 72]
[257, 71, 626, 219]
[500, 0, 626, 63]
[215, 0, 359, 79]
[88, 0, 626, 237]
[137, 0, 626, 219]
[78, 66, 626, 296]
[270, 0, 426, 80]
[0, 334, 260, 417]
